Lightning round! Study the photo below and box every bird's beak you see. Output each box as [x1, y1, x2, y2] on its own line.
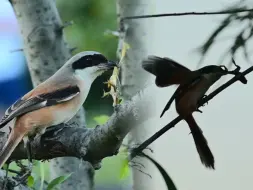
[98, 60, 118, 70]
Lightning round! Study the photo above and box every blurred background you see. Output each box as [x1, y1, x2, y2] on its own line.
[1, 0, 253, 190]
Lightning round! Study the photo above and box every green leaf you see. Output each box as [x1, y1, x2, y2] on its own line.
[120, 158, 130, 179]
[141, 153, 178, 190]
[46, 173, 73, 190]
[27, 175, 35, 187]
[93, 115, 110, 125]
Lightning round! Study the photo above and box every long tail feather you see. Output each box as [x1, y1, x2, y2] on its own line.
[0, 128, 25, 168]
[185, 115, 215, 169]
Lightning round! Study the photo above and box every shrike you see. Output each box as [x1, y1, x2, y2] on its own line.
[142, 55, 246, 169]
[0, 51, 117, 169]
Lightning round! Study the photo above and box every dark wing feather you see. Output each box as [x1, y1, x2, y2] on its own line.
[160, 87, 181, 118]
[0, 86, 80, 128]
[142, 56, 191, 87]
[160, 76, 202, 117]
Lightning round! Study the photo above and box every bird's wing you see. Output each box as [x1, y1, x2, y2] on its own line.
[160, 76, 202, 117]
[0, 85, 80, 128]
[160, 87, 181, 118]
[142, 56, 191, 87]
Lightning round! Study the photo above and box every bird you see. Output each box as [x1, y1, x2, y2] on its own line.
[0, 51, 117, 169]
[141, 55, 245, 169]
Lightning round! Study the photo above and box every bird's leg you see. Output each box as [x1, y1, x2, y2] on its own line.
[26, 136, 33, 170]
[14, 137, 33, 186]
[197, 94, 208, 108]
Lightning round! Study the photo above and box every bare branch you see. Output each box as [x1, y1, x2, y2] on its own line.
[122, 7, 253, 20]
[0, 90, 153, 168]
[130, 65, 253, 159]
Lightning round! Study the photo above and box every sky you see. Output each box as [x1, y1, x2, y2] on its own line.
[142, 0, 253, 190]
[0, 1, 26, 82]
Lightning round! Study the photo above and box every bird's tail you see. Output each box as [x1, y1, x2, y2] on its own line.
[185, 114, 215, 169]
[0, 127, 25, 168]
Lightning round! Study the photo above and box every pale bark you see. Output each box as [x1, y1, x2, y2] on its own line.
[10, 0, 92, 189]
[116, 0, 155, 189]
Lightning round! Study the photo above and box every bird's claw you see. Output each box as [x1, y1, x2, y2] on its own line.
[13, 163, 32, 186]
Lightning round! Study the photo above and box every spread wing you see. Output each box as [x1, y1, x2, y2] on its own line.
[0, 85, 80, 128]
[142, 56, 191, 87]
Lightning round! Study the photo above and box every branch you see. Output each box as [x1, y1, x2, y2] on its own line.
[122, 8, 253, 20]
[0, 91, 153, 168]
[130, 65, 253, 159]
[0, 169, 30, 190]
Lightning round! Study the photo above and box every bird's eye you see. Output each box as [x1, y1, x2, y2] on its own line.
[219, 65, 228, 72]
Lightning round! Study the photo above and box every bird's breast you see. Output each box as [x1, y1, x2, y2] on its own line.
[176, 77, 214, 116]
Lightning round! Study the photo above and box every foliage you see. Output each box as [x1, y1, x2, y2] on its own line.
[46, 173, 73, 190]
[197, 1, 253, 66]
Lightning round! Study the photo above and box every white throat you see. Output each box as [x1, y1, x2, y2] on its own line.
[75, 67, 104, 99]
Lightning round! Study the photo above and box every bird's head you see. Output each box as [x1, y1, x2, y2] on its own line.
[67, 51, 117, 81]
[197, 65, 228, 75]
[194, 65, 230, 84]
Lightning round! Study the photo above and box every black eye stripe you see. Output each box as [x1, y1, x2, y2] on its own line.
[72, 54, 108, 70]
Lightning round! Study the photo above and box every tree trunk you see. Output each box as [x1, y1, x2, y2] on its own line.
[116, 0, 156, 189]
[11, 0, 93, 189]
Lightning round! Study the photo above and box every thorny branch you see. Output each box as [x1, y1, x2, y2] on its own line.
[130, 64, 253, 159]
[0, 89, 153, 166]
[122, 7, 253, 20]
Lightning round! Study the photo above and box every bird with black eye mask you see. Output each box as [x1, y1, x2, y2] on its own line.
[0, 51, 118, 176]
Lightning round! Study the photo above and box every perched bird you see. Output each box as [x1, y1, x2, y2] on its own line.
[142, 55, 243, 169]
[0, 51, 117, 169]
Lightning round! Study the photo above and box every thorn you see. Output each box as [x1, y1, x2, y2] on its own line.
[9, 48, 23, 53]
[231, 58, 247, 84]
[69, 47, 78, 53]
[104, 29, 120, 37]
[232, 58, 239, 68]
[130, 161, 145, 169]
[131, 166, 152, 179]
[196, 108, 203, 113]
[56, 21, 74, 34]
[62, 21, 74, 28]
